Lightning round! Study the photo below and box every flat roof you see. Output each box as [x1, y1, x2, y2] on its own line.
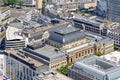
[74, 56, 119, 73]
[9, 22, 24, 29]
[101, 51, 120, 65]
[74, 17, 105, 28]
[34, 45, 65, 59]
[25, 20, 69, 34]
[0, 7, 10, 13]
[6, 23, 24, 40]
[24, 45, 65, 62]
[5, 49, 43, 67]
[43, 72, 72, 80]
[55, 26, 80, 35]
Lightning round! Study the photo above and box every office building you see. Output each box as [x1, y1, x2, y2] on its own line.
[5, 11, 70, 50]
[2, 48, 71, 80]
[21, 0, 36, 6]
[0, 7, 10, 24]
[73, 17, 107, 36]
[16, 26, 113, 70]
[97, 0, 107, 17]
[5, 23, 25, 50]
[68, 56, 120, 80]
[48, 26, 114, 63]
[108, 0, 120, 23]
[23, 44, 67, 69]
[0, 50, 6, 74]
[101, 51, 120, 65]
[107, 23, 120, 47]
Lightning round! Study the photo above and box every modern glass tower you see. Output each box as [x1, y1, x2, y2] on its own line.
[107, 0, 120, 23]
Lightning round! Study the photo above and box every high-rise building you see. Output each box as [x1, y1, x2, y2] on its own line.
[108, 0, 120, 23]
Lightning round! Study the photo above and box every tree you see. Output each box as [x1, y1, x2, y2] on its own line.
[56, 63, 73, 75]
[42, 0, 46, 5]
[18, 1, 23, 7]
[10, 0, 17, 5]
[3, 0, 8, 5]
[95, 52, 103, 56]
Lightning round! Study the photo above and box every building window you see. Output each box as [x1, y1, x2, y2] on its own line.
[76, 54, 78, 58]
[79, 53, 81, 57]
[71, 58, 72, 62]
[88, 50, 90, 54]
[82, 52, 84, 56]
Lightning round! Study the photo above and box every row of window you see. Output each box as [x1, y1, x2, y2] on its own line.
[51, 61, 66, 68]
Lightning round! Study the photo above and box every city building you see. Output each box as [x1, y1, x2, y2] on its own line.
[5, 23, 26, 50]
[68, 56, 120, 80]
[97, 0, 107, 18]
[21, 0, 36, 6]
[4, 26, 114, 79]
[23, 44, 67, 69]
[5, 10, 70, 50]
[107, 23, 120, 47]
[101, 51, 120, 65]
[47, 0, 97, 9]
[59, 2, 80, 11]
[2, 48, 71, 80]
[0, 50, 6, 74]
[73, 16, 120, 47]
[8, 26, 113, 70]
[31, 63, 72, 80]
[73, 17, 107, 36]
[107, 0, 120, 23]
[0, 7, 10, 24]
[84, 0, 97, 9]
[48, 26, 114, 62]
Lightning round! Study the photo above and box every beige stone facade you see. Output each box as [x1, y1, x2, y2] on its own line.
[47, 37, 114, 64]
[50, 57, 67, 69]
[60, 2, 79, 11]
[47, 38, 87, 50]
[67, 45, 94, 63]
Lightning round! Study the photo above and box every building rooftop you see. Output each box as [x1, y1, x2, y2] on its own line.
[23, 45, 66, 62]
[73, 17, 105, 28]
[25, 20, 69, 34]
[6, 23, 24, 40]
[5, 49, 43, 68]
[0, 7, 10, 13]
[101, 51, 120, 65]
[74, 56, 120, 73]
[55, 26, 80, 35]
[49, 26, 85, 44]
[36, 65, 72, 80]
[9, 22, 24, 29]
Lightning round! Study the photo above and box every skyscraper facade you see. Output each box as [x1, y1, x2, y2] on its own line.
[108, 0, 120, 23]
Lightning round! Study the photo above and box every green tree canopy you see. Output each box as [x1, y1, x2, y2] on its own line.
[42, 0, 46, 4]
[95, 52, 103, 56]
[3, 0, 9, 5]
